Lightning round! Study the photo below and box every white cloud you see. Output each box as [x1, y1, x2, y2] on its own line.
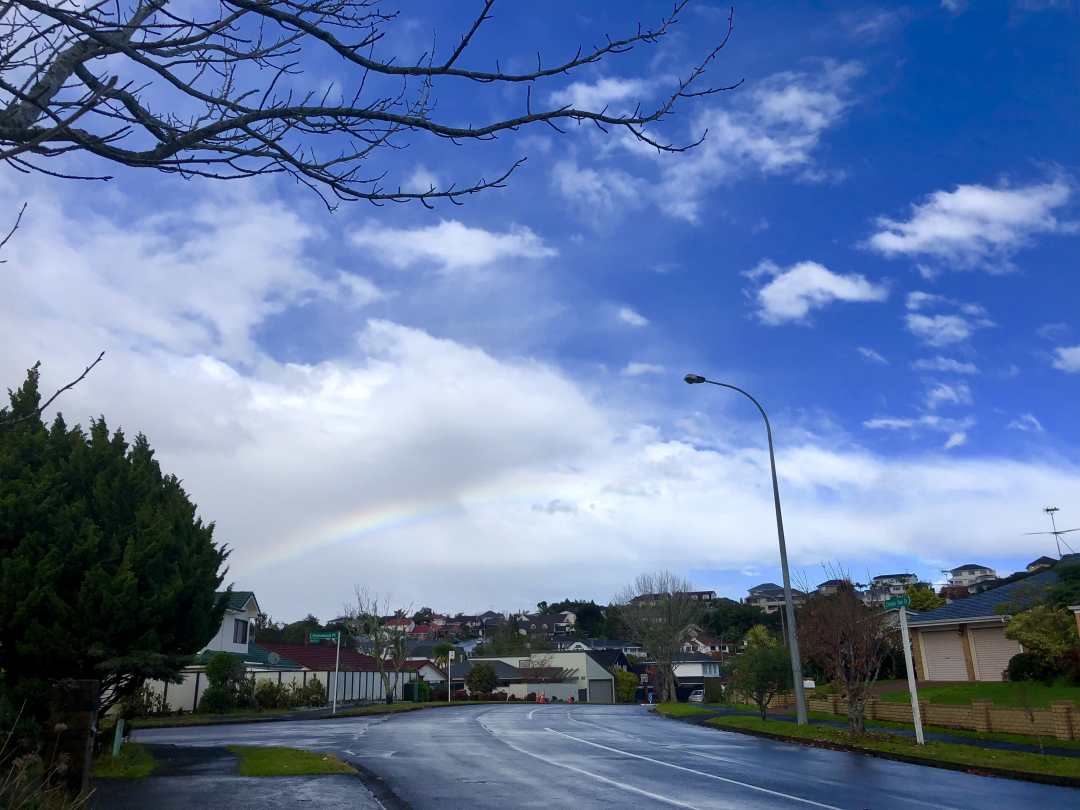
[617, 307, 649, 327]
[403, 165, 439, 193]
[912, 357, 978, 375]
[9, 178, 1080, 621]
[1037, 322, 1070, 341]
[944, 432, 967, 449]
[1008, 414, 1045, 433]
[1052, 345, 1080, 373]
[867, 179, 1073, 270]
[655, 61, 861, 222]
[925, 381, 973, 409]
[351, 220, 556, 273]
[857, 347, 889, 365]
[906, 314, 979, 346]
[863, 414, 973, 434]
[621, 362, 666, 377]
[549, 77, 650, 111]
[550, 159, 644, 223]
[747, 260, 887, 325]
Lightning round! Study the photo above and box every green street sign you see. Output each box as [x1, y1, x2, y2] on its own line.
[885, 596, 911, 610]
[309, 631, 338, 642]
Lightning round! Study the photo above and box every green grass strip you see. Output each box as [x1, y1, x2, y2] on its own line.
[227, 746, 356, 777]
[706, 716, 1080, 779]
[92, 742, 155, 779]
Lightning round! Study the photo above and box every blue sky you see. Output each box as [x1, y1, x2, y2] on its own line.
[3, 1, 1080, 620]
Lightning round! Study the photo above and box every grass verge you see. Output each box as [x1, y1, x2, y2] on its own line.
[879, 682, 1080, 709]
[92, 743, 155, 779]
[228, 746, 356, 777]
[706, 716, 1080, 781]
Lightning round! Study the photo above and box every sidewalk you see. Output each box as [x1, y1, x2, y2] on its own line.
[678, 705, 1080, 759]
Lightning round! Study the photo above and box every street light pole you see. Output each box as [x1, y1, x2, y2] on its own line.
[684, 373, 808, 725]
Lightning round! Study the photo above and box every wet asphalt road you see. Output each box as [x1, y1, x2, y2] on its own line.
[133, 704, 1074, 809]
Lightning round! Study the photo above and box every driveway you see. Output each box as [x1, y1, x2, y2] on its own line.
[132, 704, 1075, 808]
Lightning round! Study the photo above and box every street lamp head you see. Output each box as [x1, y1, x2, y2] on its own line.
[684, 373, 706, 385]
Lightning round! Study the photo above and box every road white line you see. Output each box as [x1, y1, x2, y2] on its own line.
[545, 728, 844, 810]
[474, 719, 704, 809]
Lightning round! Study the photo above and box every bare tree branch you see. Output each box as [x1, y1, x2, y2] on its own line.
[0, 1, 738, 207]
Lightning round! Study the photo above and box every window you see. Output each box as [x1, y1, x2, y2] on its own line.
[233, 618, 249, 644]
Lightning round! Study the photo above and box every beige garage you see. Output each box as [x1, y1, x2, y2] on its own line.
[920, 629, 968, 681]
[970, 627, 1021, 682]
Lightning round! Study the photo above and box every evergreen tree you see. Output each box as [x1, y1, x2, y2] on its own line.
[0, 366, 229, 720]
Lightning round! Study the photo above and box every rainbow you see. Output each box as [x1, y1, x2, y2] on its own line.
[248, 475, 573, 570]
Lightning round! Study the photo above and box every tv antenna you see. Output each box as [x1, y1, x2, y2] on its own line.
[1023, 507, 1079, 558]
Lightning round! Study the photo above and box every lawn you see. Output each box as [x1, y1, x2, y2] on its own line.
[705, 716, 1080, 780]
[92, 743, 156, 779]
[227, 746, 356, 777]
[880, 682, 1080, 709]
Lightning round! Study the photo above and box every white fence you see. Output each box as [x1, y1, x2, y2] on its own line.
[148, 667, 417, 713]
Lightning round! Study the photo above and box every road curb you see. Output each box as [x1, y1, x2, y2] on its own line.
[127, 701, 510, 731]
[657, 712, 1080, 788]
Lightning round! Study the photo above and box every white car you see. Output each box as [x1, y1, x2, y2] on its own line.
[688, 689, 705, 703]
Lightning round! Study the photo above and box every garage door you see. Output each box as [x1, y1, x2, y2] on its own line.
[922, 630, 968, 680]
[971, 628, 1021, 682]
[587, 678, 613, 704]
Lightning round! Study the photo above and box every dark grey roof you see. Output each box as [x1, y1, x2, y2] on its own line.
[749, 582, 782, 593]
[872, 573, 915, 581]
[816, 579, 845, 588]
[585, 649, 629, 670]
[949, 563, 991, 573]
[1028, 556, 1056, 567]
[672, 652, 717, 663]
[449, 659, 521, 681]
[908, 567, 1061, 626]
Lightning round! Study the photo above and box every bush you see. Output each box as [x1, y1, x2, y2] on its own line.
[1006, 652, 1061, 684]
[614, 669, 639, 703]
[118, 683, 169, 718]
[703, 677, 725, 704]
[452, 689, 468, 701]
[254, 680, 291, 710]
[300, 678, 326, 707]
[197, 684, 234, 714]
[402, 681, 432, 702]
[525, 692, 537, 703]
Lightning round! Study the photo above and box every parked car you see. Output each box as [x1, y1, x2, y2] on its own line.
[688, 689, 704, 703]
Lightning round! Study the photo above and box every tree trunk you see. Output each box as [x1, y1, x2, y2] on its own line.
[848, 693, 866, 734]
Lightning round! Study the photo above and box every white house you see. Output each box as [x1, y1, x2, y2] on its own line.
[202, 590, 260, 654]
[455, 652, 615, 703]
[947, 564, 998, 589]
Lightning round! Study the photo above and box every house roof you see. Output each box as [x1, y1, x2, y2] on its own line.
[196, 643, 301, 670]
[908, 566, 1064, 627]
[1028, 556, 1057, 568]
[585, 649, 629, 670]
[401, 659, 446, 677]
[254, 642, 380, 672]
[949, 563, 991, 573]
[816, 579, 845, 588]
[449, 659, 521, 682]
[218, 590, 258, 612]
[872, 573, 915, 581]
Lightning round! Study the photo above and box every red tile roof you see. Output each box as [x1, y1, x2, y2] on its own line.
[401, 659, 446, 677]
[255, 642, 381, 672]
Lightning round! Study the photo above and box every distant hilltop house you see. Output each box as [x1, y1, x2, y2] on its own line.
[865, 573, 920, 606]
[1027, 556, 1057, 573]
[559, 638, 646, 658]
[745, 583, 806, 614]
[516, 611, 576, 636]
[815, 579, 847, 597]
[631, 590, 717, 607]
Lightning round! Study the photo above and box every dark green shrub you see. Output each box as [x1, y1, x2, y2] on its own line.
[1006, 652, 1061, 684]
[197, 684, 234, 714]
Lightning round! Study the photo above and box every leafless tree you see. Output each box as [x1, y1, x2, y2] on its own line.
[0, 1, 738, 207]
[343, 587, 395, 703]
[797, 576, 896, 734]
[385, 602, 413, 701]
[616, 571, 704, 703]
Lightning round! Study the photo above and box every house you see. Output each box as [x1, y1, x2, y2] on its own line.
[518, 612, 574, 636]
[408, 623, 434, 640]
[385, 616, 414, 634]
[950, 565, 997, 591]
[450, 651, 616, 702]
[560, 638, 646, 658]
[631, 590, 717, 606]
[815, 579, 846, 597]
[907, 562, 1073, 682]
[639, 652, 722, 700]
[405, 639, 464, 661]
[682, 632, 735, 658]
[866, 573, 919, 606]
[202, 590, 260, 655]
[400, 659, 446, 685]
[746, 583, 806, 614]
[1027, 556, 1057, 573]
